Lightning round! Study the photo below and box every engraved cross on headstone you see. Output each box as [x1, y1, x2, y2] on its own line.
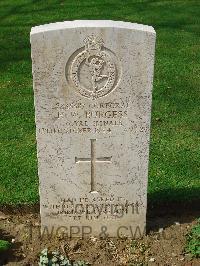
[75, 139, 112, 193]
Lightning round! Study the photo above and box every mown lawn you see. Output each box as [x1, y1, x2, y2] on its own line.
[0, 0, 199, 204]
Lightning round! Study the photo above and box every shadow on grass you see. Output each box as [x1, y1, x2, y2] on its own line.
[147, 187, 200, 232]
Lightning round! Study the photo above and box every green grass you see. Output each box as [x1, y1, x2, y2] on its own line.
[185, 218, 200, 258]
[0, 240, 11, 252]
[0, 0, 199, 204]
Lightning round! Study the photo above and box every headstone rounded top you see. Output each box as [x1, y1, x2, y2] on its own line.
[31, 20, 155, 36]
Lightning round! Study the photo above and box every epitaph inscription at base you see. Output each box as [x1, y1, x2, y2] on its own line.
[31, 20, 156, 238]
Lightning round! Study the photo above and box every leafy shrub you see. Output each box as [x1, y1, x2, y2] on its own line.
[39, 248, 90, 266]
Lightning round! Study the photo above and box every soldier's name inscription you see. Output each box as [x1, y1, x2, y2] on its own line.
[37, 97, 139, 134]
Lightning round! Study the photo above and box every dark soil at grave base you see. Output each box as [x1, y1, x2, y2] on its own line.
[0, 202, 200, 266]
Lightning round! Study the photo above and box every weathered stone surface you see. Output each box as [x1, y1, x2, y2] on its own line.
[31, 20, 156, 238]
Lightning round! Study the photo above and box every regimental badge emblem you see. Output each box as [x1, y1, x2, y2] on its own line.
[66, 34, 121, 99]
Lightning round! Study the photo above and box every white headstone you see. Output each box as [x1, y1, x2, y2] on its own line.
[31, 20, 156, 238]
